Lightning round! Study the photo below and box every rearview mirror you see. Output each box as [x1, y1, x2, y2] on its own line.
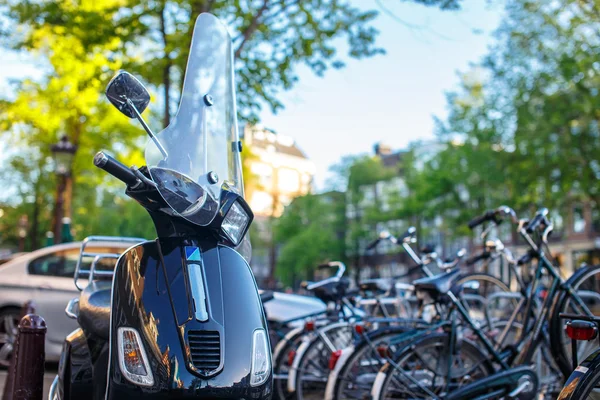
[105, 71, 150, 118]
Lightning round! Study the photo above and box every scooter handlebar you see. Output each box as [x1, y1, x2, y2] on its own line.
[94, 151, 139, 187]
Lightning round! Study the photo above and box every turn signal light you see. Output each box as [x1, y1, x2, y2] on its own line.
[566, 320, 598, 341]
[305, 320, 315, 331]
[117, 327, 154, 386]
[329, 349, 342, 370]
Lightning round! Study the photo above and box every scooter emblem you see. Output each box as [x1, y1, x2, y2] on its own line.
[185, 246, 201, 262]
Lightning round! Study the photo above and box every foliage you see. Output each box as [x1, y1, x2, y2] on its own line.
[2, 0, 389, 123]
[274, 192, 346, 285]
[403, 0, 600, 240]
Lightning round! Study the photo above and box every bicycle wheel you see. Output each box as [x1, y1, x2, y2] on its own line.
[332, 326, 410, 400]
[294, 322, 354, 400]
[554, 264, 600, 377]
[273, 327, 307, 400]
[375, 332, 493, 399]
[558, 349, 600, 400]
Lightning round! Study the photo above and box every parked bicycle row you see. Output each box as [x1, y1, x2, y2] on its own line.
[265, 206, 600, 400]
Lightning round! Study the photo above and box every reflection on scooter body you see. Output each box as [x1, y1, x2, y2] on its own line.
[49, 13, 272, 400]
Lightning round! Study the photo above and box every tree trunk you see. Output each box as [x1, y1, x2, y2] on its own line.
[29, 175, 41, 250]
[53, 176, 66, 244]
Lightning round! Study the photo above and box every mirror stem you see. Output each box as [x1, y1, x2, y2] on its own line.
[126, 99, 168, 159]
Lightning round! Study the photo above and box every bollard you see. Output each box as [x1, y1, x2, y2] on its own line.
[10, 315, 46, 400]
[2, 302, 37, 400]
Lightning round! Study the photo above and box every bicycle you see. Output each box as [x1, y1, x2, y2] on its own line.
[556, 313, 600, 399]
[372, 206, 600, 399]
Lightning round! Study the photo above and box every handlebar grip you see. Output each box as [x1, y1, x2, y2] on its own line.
[517, 252, 534, 266]
[94, 152, 139, 187]
[399, 226, 417, 241]
[366, 239, 380, 251]
[525, 209, 548, 233]
[318, 263, 334, 270]
[465, 251, 490, 266]
[468, 211, 495, 230]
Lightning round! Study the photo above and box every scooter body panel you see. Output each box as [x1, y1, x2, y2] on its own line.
[105, 237, 272, 398]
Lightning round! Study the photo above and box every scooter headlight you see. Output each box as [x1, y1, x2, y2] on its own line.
[117, 327, 154, 387]
[250, 329, 271, 386]
[222, 200, 250, 246]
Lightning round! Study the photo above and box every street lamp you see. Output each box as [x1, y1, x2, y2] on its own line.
[51, 135, 77, 177]
[18, 214, 28, 252]
[50, 135, 77, 244]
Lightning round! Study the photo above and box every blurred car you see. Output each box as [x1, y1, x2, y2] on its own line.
[0, 240, 329, 366]
[0, 240, 135, 366]
[0, 252, 28, 266]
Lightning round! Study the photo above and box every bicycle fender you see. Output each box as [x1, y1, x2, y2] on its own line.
[557, 348, 600, 400]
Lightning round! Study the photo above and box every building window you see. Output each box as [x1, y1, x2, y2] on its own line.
[550, 210, 564, 236]
[249, 191, 273, 215]
[573, 206, 586, 233]
[278, 168, 300, 193]
[592, 206, 600, 234]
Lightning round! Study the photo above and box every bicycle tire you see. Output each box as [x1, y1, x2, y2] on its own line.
[552, 264, 600, 377]
[332, 326, 411, 400]
[272, 326, 307, 400]
[373, 332, 494, 400]
[293, 322, 354, 400]
[557, 348, 600, 400]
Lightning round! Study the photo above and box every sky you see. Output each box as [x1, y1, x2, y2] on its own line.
[0, 1, 504, 190]
[260, 0, 504, 190]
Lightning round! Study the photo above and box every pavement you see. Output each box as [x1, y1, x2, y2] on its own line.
[0, 367, 57, 397]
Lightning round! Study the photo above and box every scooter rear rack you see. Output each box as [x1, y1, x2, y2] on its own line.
[74, 235, 146, 290]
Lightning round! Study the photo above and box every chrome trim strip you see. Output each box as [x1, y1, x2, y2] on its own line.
[188, 263, 209, 322]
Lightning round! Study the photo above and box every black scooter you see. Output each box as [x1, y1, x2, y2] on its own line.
[49, 12, 272, 400]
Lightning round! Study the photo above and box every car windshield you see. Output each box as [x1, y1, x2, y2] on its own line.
[145, 13, 243, 226]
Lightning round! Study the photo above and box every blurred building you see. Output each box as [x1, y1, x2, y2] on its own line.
[347, 141, 452, 280]
[241, 124, 316, 285]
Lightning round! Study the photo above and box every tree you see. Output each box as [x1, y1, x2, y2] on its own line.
[401, 0, 600, 244]
[274, 192, 346, 286]
[489, 0, 600, 209]
[0, 0, 465, 250]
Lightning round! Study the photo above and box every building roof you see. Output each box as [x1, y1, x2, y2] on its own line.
[380, 151, 404, 168]
[242, 125, 309, 159]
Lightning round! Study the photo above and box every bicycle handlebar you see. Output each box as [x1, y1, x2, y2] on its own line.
[468, 206, 519, 230]
[305, 261, 346, 291]
[466, 251, 491, 266]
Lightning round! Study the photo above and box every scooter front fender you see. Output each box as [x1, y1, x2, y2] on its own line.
[106, 238, 272, 399]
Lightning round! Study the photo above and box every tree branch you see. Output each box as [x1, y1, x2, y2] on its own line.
[234, 0, 270, 60]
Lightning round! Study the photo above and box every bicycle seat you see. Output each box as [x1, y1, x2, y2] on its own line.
[311, 278, 351, 303]
[359, 279, 392, 295]
[413, 268, 461, 299]
[420, 244, 436, 254]
[260, 290, 275, 304]
[78, 280, 111, 340]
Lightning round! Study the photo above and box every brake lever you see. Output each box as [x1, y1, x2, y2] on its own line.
[541, 223, 553, 244]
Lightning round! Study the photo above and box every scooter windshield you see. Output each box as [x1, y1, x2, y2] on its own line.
[145, 13, 243, 226]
